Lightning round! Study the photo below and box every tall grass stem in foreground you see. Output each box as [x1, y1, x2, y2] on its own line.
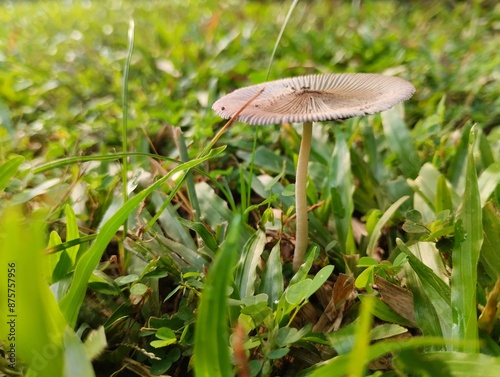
[120, 19, 135, 237]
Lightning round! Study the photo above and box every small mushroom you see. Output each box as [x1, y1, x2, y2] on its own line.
[212, 73, 415, 270]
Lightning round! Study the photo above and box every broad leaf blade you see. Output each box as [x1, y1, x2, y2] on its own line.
[398, 239, 452, 343]
[478, 161, 500, 207]
[259, 241, 284, 310]
[381, 105, 420, 179]
[193, 215, 241, 377]
[451, 127, 483, 352]
[234, 230, 266, 299]
[0, 207, 67, 375]
[327, 130, 356, 254]
[480, 202, 500, 281]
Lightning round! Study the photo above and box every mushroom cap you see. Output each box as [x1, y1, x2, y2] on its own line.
[212, 73, 415, 125]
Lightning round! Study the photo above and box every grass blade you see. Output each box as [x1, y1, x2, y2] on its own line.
[478, 161, 500, 207]
[121, 19, 134, 207]
[435, 174, 454, 213]
[436, 352, 500, 376]
[480, 202, 500, 281]
[64, 204, 80, 265]
[0, 207, 67, 375]
[175, 128, 202, 222]
[193, 215, 242, 377]
[306, 335, 456, 377]
[234, 230, 266, 299]
[451, 127, 483, 352]
[259, 241, 284, 310]
[348, 295, 374, 377]
[328, 130, 356, 254]
[381, 105, 420, 179]
[265, 0, 299, 80]
[63, 328, 96, 377]
[0, 155, 24, 193]
[366, 196, 409, 256]
[59, 148, 225, 327]
[398, 239, 452, 342]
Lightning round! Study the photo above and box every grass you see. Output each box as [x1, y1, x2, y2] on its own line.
[0, 0, 499, 376]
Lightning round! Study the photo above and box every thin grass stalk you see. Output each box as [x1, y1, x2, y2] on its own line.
[243, 0, 299, 227]
[265, 0, 300, 81]
[175, 128, 201, 223]
[121, 19, 135, 236]
[245, 126, 259, 224]
[146, 88, 265, 230]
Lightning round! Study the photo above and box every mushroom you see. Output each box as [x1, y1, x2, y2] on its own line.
[212, 73, 415, 271]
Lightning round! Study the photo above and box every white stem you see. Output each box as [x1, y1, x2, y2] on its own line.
[293, 121, 312, 271]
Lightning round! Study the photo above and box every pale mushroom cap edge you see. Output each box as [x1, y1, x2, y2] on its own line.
[212, 73, 415, 125]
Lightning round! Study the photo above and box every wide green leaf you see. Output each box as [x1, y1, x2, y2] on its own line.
[381, 105, 420, 179]
[234, 229, 266, 299]
[326, 130, 356, 254]
[478, 161, 500, 207]
[395, 351, 500, 377]
[451, 127, 483, 353]
[0, 207, 67, 376]
[398, 239, 452, 343]
[305, 335, 455, 377]
[259, 241, 284, 310]
[193, 215, 242, 377]
[480, 202, 500, 281]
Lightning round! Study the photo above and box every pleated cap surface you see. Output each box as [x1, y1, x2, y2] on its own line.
[212, 73, 415, 125]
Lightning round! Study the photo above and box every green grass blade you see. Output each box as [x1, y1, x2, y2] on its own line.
[64, 204, 80, 265]
[366, 195, 409, 256]
[398, 239, 452, 342]
[449, 123, 472, 191]
[0, 155, 24, 193]
[348, 295, 374, 377]
[195, 181, 233, 229]
[193, 215, 242, 377]
[358, 294, 415, 328]
[176, 129, 202, 222]
[421, 351, 500, 376]
[451, 127, 483, 352]
[121, 19, 134, 208]
[478, 129, 495, 169]
[478, 161, 500, 207]
[177, 217, 219, 253]
[328, 130, 356, 254]
[63, 327, 96, 377]
[31, 152, 180, 174]
[259, 241, 284, 310]
[265, 0, 299, 80]
[0, 207, 67, 375]
[306, 336, 457, 377]
[59, 149, 224, 328]
[435, 174, 454, 213]
[234, 230, 266, 299]
[480, 202, 500, 281]
[150, 193, 198, 250]
[408, 163, 461, 219]
[381, 105, 420, 179]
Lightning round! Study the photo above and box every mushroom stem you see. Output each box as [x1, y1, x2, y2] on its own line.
[293, 121, 313, 271]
